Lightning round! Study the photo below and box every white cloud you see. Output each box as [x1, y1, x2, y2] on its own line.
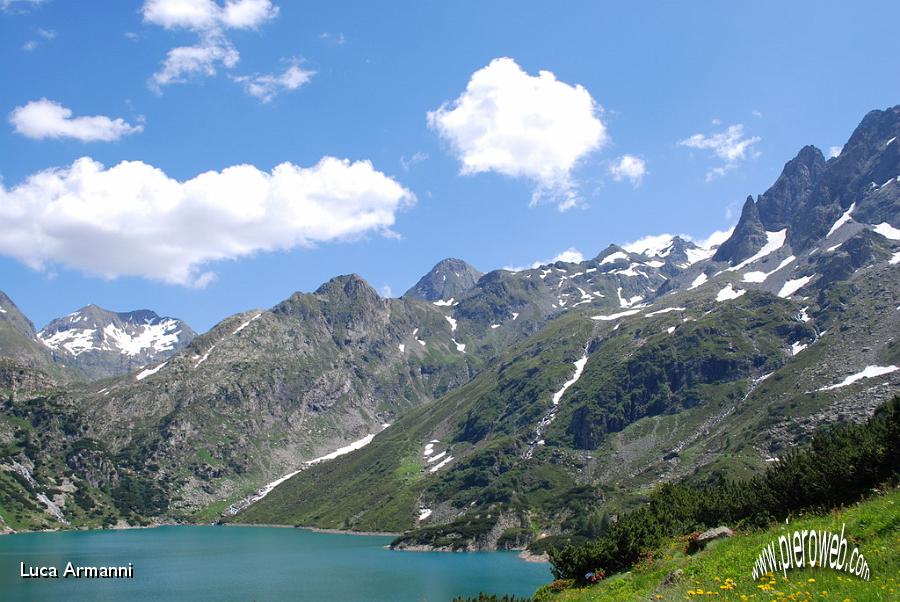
[400, 151, 428, 171]
[609, 154, 647, 186]
[427, 57, 607, 210]
[0, 156, 414, 287]
[319, 31, 346, 44]
[150, 31, 240, 89]
[21, 26, 55, 51]
[678, 124, 760, 182]
[380, 284, 393, 298]
[231, 60, 314, 102]
[143, 0, 279, 90]
[550, 248, 585, 264]
[695, 227, 734, 249]
[0, 0, 45, 13]
[142, 0, 276, 30]
[9, 99, 144, 142]
[828, 145, 842, 158]
[623, 227, 735, 255]
[622, 233, 674, 255]
[503, 247, 584, 271]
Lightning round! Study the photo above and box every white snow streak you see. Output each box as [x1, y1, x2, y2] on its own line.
[826, 203, 856, 237]
[778, 276, 813, 298]
[727, 229, 787, 272]
[873, 222, 900, 240]
[136, 361, 167, 380]
[591, 309, 641, 321]
[429, 455, 454, 473]
[644, 307, 686, 317]
[817, 365, 898, 391]
[233, 313, 262, 335]
[552, 353, 589, 405]
[716, 283, 746, 302]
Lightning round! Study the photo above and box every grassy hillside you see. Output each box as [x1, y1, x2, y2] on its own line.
[532, 489, 899, 601]
[233, 260, 898, 550]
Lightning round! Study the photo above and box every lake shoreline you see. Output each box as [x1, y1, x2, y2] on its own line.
[222, 522, 402, 537]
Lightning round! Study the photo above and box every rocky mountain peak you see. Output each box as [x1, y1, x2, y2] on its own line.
[37, 305, 195, 380]
[315, 273, 381, 302]
[403, 258, 482, 302]
[756, 145, 826, 231]
[713, 195, 769, 264]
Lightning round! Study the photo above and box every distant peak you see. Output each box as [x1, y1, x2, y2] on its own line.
[403, 258, 482, 302]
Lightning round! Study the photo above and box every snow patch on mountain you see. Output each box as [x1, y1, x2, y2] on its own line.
[645, 307, 686, 317]
[600, 251, 628, 265]
[233, 313, 262, 335]
[826, 203, 856, 237]
[38, 328, 97, 356]
[742, 255, 796, 283]
[591, 309, 641, 321]
[778, 276, 813, 298]
[429, 455, 454, 473]
[689, 273, 708, 289]
[817, 365, 898, 391]
[727, 229, 787, 272]
[873, 222, 900, 240]
[136, 361, 167, 380]
[552, 353, 589, 405]
[716, 283, 746, 302]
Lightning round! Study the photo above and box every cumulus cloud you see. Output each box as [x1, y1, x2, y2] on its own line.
[428, 57, 607, 211]
[231, 60, 314, 102]
[503, 247, 585, 272]
[622, 233, 676, 255]
[678, 124, 760, 182]
[696, 227, 734, 249]
[0, 156, 414, 286]
[142, 0, 277, 30]
[828, 145, 842, 158]
[609, 154, 647, 186]
[9, 99, 144, 142]
[143, 0, 280, 91]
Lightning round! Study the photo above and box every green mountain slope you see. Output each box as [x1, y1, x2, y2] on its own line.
[532, 489, 899, 602]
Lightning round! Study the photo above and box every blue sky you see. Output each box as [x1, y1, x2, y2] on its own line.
[1, 0, 898, 332]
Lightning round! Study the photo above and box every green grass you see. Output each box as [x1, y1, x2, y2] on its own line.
[533, 489, 900, 601]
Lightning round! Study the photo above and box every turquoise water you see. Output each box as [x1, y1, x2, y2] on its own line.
[0, 526, 551, 601]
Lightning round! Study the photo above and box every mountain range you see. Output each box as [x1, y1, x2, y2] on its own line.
[0, 105, 897, 544]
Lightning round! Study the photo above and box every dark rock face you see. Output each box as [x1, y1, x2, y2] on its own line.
[403, 258, 483, 301]
[713, 196, 769, 264]
[713, 105, 900, 260]
[37, 305, 196, 381]
[812, 230, 892, 288]
[756, 145, 826, 231]
[788, 106, 900, 250]
[0, 290, 52, 372]
[0, 358, 54, 391]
